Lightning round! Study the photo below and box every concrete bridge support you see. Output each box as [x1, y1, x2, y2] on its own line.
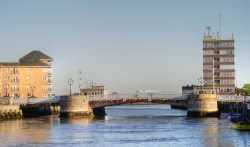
[187, 94, 219, 117]
[0, 97, 22, 120]
[21, 105, 52, 117]
[93, 107, 106, 116]
[60, 95, 93, 118]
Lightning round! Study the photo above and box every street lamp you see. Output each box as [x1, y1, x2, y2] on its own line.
[31, 85, 36, 97]
[68, 78, 74, 96]
[3, 84, 8, 97]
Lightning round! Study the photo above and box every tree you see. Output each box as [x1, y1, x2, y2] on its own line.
[241, 84, 250, 96]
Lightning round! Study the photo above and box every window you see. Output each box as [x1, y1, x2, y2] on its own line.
[214, 65, 220, 69]
[214, 58, 219, 62]
[42, 68, 51, 72]
[220, 80, 235, 85]
[12, 77, 19, 83]
[214, 51, 219, 55]
[203, 58, 213, 63]
[220, 72, 234, 77]
[214, 43, 219, 48]
[43, 76, 48, 81]
[27, 76, 31, 81]
[203, 50, 214, 55]
[12, 68, 19, 74]
[220, 50, 234, 55]
[27, 68, 31, 72]
[5, 77, 9, 80]
[214, 80, 220, 84]
[27, 85, 31, 89]
[204, 72, 212, 78]
[5, 68, 9, 72]
[203, 65, 212, 70]
[220, 65, 235, 70]
[11, 85, 19, 91]
[42, 85, 48, 89]
[220, 58, 234, 62]
[43, 93, 49, 98]
[214, 73, 220, 77]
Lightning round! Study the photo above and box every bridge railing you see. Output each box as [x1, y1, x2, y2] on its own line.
[13, 97, 60, 105]
[87, 93, 187, 101]
[217, 95, 250, 102]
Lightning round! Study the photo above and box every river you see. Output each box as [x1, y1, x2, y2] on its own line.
[0, 105, 249, 147]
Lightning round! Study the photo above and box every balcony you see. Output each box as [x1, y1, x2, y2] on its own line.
[11, 71, 19, 74]
[48, 79, 52, 84]
[11, 88, 19, 91]
[11, 80, 19, 83]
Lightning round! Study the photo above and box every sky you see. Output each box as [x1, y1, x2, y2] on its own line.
[0, 1, 249, 95]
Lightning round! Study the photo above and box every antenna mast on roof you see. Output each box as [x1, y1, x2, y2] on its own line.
[206, 26, 211, 36]
[78, 69, 83, 95]
[219, 13, 222, 39]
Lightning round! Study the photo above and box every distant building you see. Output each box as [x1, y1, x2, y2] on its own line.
[203, 29, 235, 94]
[182, 85, 199, 95]
[80, 85, 107, 95]
[136, 90, 160, 94]
[182, 85, 218, 95]
[0, 50, 53, 98]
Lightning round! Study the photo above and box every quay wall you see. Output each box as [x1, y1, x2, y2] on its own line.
[0, 97, 22, 120]
[0, 105, 22, 120]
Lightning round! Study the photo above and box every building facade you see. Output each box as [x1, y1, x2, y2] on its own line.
[0, 50, 52, 98]
[203, 34, 235, 94]
[182, 85, 199, 95]
[80, 85, 107, 95]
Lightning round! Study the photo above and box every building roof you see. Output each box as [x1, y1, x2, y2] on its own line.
[19, 50, 53, 66]
[0, 62, 19, 66]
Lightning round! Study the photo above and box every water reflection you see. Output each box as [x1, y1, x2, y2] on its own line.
[0, 116, 60, 146]
[0, 105, 249, 147]
[60, 117, 93, 125]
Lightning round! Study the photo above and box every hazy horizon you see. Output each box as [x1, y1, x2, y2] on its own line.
[0, 1, 249, 95]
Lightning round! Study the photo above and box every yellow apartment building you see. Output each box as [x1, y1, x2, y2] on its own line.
[0, 50, 52, 98]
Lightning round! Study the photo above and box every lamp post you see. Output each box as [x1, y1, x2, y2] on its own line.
[68, 78, 74, 96]
[4, 84, 8, 97]
[31, 85, 36, 97]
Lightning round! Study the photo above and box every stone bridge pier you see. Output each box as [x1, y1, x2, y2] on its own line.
[187, 94, 219, 117]
[60, 95, 93, 118]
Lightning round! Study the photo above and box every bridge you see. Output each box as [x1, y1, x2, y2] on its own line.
[7, 94, 250, 106]
[1, 94, 250, 119]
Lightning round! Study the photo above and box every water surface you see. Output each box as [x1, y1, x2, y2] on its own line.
[0, 105, 249, 147]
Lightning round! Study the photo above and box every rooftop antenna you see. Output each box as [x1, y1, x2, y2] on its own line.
[206, 26, 211, 36]
[219, 13, 222, 39]
[78, 69, 83, 95]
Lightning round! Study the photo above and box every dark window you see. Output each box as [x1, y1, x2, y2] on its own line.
[214, 51, 219, 55]
[214, 65, 220, 69]
[214, 73, 220, 76]
[214, 58, 220, 62]
[214, 80, 220, 84]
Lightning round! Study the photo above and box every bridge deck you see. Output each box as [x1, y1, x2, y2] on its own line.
[1, 94, 249, 105]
